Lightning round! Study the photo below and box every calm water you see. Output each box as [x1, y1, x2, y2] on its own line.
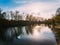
[0, 24, 57, 45]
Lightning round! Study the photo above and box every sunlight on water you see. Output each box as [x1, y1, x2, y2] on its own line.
[30, 25, 43, 40]
[18, 25, 56, 42]
[26, 25, 55, 41]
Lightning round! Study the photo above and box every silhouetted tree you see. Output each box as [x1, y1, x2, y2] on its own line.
[52, 8, 60, 23]
[10, 11, 14, 20]
[0, 8, 3, 19]
[52, 8, 60, 43]
[0, 8, 6, 19]
[56, 8, 60, 15]
[15, 11, 19, 20]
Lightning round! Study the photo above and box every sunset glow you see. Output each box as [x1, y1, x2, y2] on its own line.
[26, 25, 56, 41]
[12, 2, 57, 19]
[0, 0, 60, 19]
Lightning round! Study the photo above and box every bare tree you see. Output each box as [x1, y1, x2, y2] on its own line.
[0, 8, 6, 19]
[10, 11, 14, 20]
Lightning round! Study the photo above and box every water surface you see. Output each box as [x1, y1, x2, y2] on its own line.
[0, 24, 57, 45]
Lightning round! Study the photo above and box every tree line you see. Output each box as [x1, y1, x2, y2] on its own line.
[0, 8, 22, 20]
[0, 8, 60, 23]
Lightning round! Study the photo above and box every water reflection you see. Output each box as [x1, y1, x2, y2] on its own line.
[18, 24, 56, 41]
[0, 24, 57, 45]
[5, 27, 22, 40]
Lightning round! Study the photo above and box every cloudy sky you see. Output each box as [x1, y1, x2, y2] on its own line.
[0, 0, 60, 19]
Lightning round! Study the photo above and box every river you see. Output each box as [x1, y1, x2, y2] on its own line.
[0, 24, 57, 45]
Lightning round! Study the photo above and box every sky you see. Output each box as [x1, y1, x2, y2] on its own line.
[0, 0, 60, 19]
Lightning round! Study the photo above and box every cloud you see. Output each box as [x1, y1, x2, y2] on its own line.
[14, 0, 28, 4]
[14, 0, 60, 4]
[13, 0, 31, 4]
[10, 0, 60, 19]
